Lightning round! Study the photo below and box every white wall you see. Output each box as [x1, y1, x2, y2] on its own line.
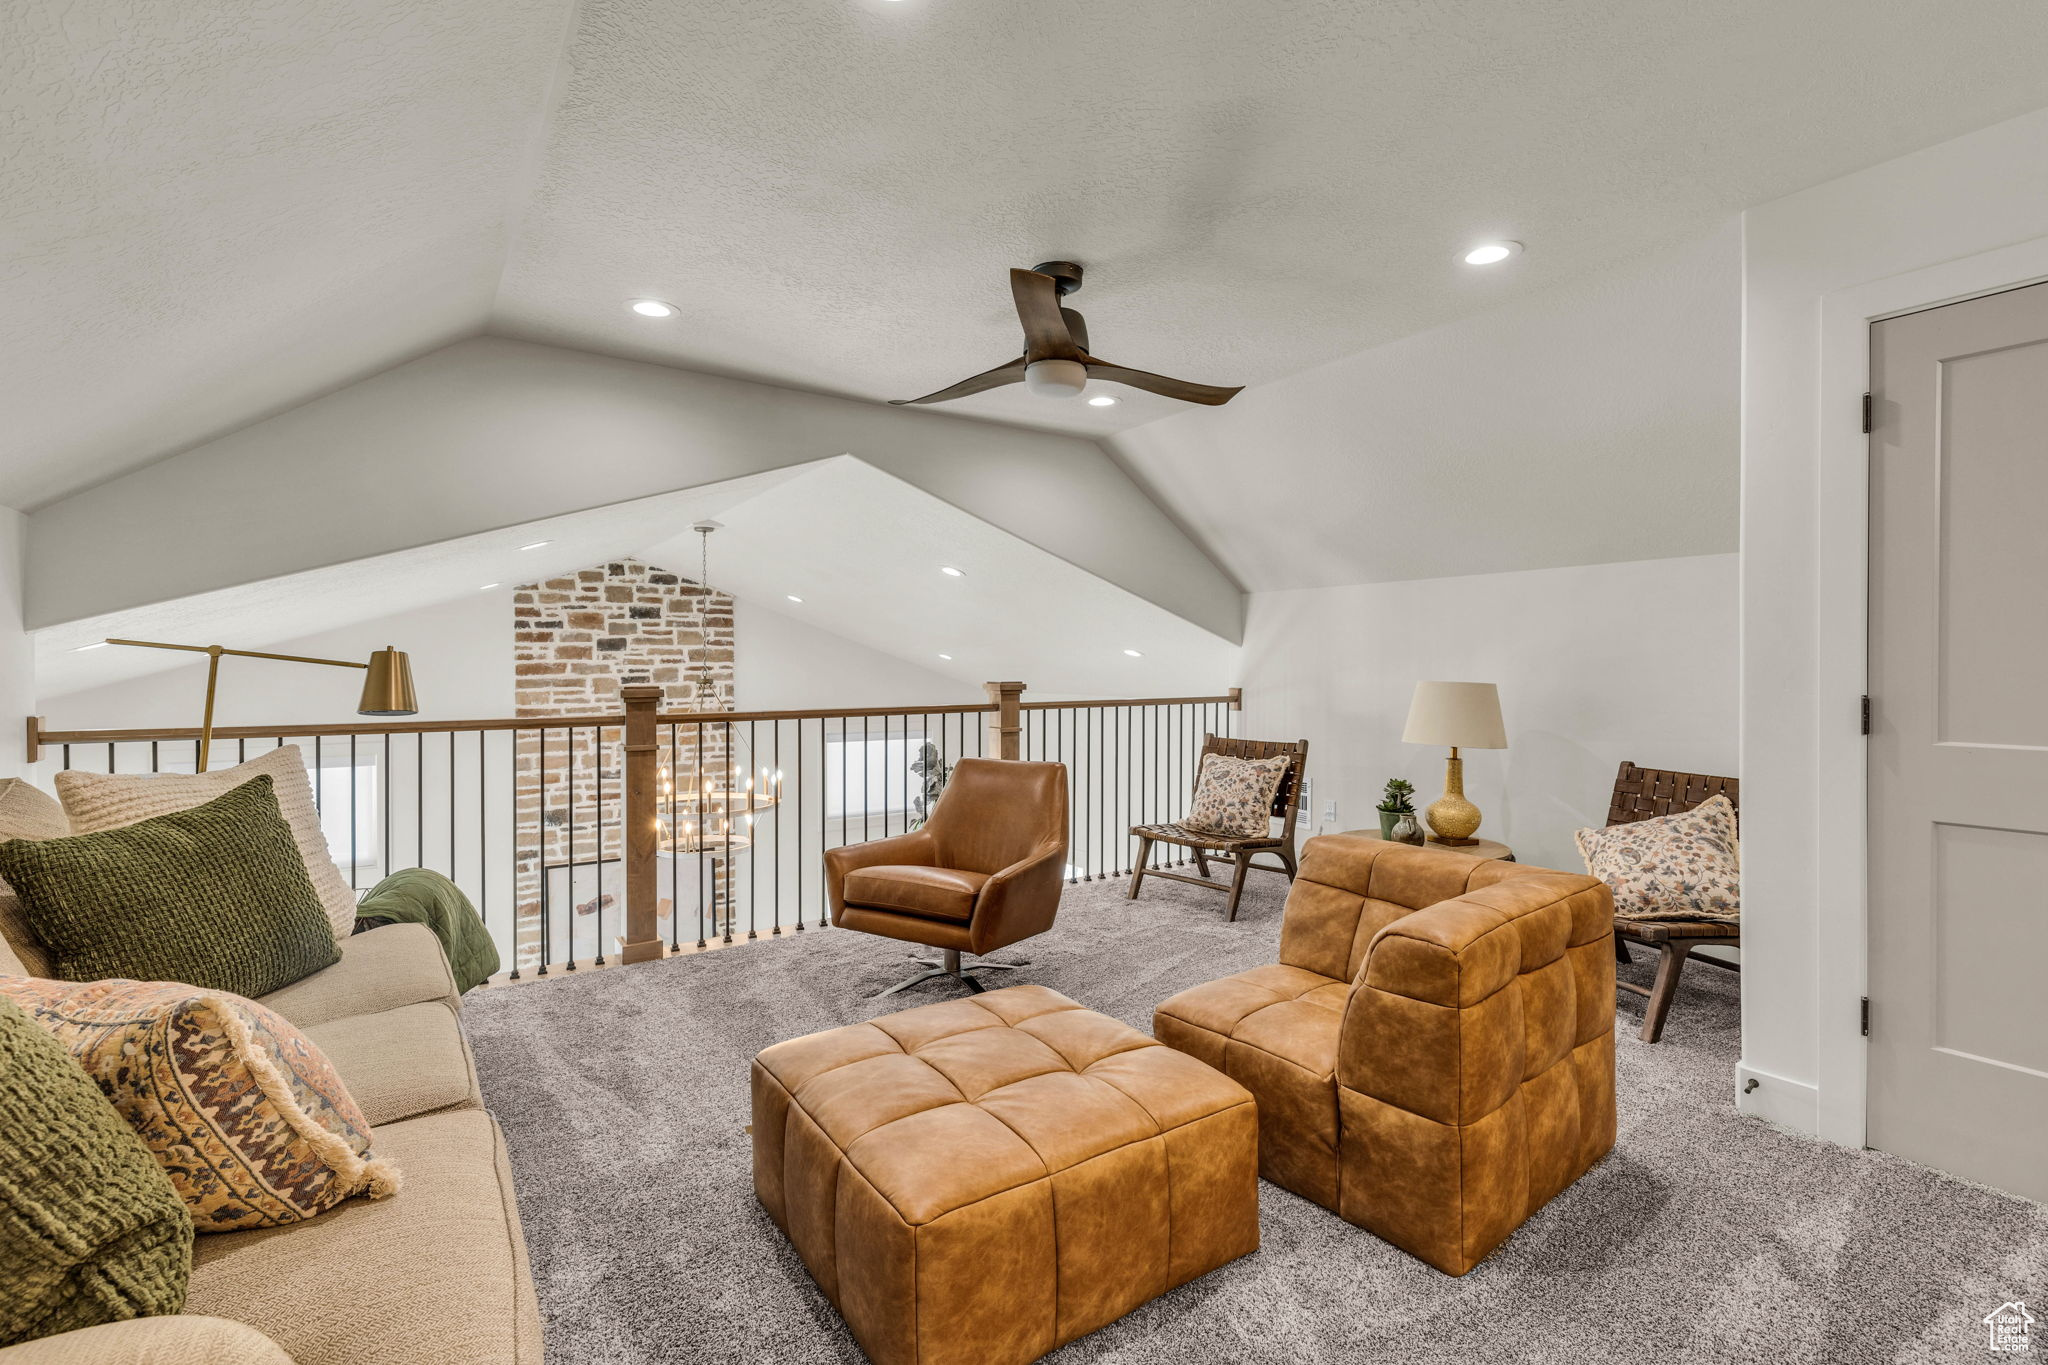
[1240, 554, 1737, 874]
[733, 602, 983, 712]
[27, 337, 1244, 642]
[38, 591, 514, 735]
[1740, 105, 2048, 1141]
[0, 509, 30, 776]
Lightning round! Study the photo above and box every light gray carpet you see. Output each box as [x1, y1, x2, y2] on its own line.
[464, 876, 2046, 1364]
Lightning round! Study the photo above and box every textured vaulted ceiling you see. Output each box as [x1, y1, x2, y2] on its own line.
[8, 0, 2048, 511]
[0, 0, 572, 509]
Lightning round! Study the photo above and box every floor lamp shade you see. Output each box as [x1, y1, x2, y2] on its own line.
[1402, 681, 1505, 845]
[358, 647, 419, 716]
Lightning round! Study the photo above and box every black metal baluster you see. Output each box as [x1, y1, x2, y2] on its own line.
[565, 725, 578, 972]
[150, 740, 158, 773]
[380, 734, 391, 877]
[729, 720, 745, 945]
[416, 732, 425, 877]
[491, 729, 510, 979]
[669, 723, 682, 951]
[695, 721, 708, 950]
[448, 731, 457, 879]
[747, 719, 759, 941]
[593, 722, 607, 968]
[793, 719, 805, 933]
[772, 719, 782, 935]
[538, 727, 550, 976]
[349, 734, 359, 891]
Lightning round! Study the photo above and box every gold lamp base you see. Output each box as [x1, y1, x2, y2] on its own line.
[1426, 749, 1483, 846]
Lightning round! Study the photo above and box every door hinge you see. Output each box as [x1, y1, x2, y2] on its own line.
[1861, 391, 1873, 434]
[1860, 996, 1871, 1036]
[1860, 695, 1871, 735]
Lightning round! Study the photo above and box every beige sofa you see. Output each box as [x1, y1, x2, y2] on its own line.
[0, 922, 542, 1365]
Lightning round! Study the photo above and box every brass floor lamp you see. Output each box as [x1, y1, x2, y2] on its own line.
[105, 639, 418, 772]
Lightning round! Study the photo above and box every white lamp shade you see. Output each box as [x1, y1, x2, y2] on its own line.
[1024, 358, 1088, 398]
[1402, 681, 1507, 749]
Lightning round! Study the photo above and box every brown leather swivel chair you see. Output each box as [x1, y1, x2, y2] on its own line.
[824, 757, 1068, 996]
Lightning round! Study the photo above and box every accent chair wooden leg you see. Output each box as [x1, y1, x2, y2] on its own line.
[1615, 937, 1632, 965]
[1127, 836, 1154, 900]
[1193, 847, 1211, 878]
[1640, 944, 1691, 1043]
[1225, 853, 1252, 922]
[1278, 845, 1299, 879]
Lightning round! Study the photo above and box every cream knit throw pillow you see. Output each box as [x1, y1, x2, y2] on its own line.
[0, 778, 69, 977]
[56, 748, 359, 942]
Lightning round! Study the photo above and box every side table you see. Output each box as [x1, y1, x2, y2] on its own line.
[1336, 829, 1515, 862]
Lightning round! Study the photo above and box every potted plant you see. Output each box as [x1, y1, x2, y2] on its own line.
[1376, 778, 1416, 840]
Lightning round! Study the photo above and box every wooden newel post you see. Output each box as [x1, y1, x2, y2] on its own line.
[620, 685, 665, 965]
[986, 681, 1025, 760]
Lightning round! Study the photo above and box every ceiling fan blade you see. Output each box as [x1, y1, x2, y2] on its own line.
[1011, 269, 1082, 362]
[889, 357, 1028, 405]
[1082, 359, 1243, 406]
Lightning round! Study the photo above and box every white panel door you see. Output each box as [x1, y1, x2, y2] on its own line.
[1868, 279, 2048, 1200]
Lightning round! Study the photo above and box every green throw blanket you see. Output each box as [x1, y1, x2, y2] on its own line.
[355, 868, 501, 993]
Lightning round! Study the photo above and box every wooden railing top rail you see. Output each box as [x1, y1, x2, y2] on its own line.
[25, 688, 1240, 757]
[1021, 690, 1239, 712]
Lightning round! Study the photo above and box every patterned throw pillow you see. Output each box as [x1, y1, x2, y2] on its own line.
[1181, 752, 1292, 839]
[0, 776, 341, 998]
[2, 978, 401, 1233]
[0, 778, 68, 978]
[57, 746, 361, 942]
[0, 994, 192, 1346]
[1575, 794, 1741, 922]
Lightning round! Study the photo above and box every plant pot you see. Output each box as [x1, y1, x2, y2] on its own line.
[1378, 810, 1401, 839]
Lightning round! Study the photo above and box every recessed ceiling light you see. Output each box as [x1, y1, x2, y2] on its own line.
[786, 594, 804, 603]
[479, 583, 499, 591]
[519, 541, 552, 551]
[937, 653, 953, 660]
[1463, 241, 1522, 266]
[939, 565, 965, 578]
[74, 641, 109, 652]
[1123, 649, 1144, 658]
[1087, 394, 1119, 407]
[628, 299, 676, 317]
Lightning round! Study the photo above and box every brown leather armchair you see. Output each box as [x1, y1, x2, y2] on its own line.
[823, 757, 1068, 996]
[1154, 835, 1616, 1275]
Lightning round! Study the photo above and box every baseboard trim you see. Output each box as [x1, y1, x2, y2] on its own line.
[1734, 1061, 1819, 1135]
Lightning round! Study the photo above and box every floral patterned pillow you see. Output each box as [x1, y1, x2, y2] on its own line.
[2, 978, 401, 1232]
[1576, 794, 1740, 922]
[1181, 753, 1291, 840]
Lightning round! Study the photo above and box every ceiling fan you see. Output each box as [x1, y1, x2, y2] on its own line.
[891, 262, 1243, 408]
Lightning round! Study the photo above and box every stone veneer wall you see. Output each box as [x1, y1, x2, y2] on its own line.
[511, 559, 734, 968]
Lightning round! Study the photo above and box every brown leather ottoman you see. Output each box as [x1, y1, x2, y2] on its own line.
[751, 984, 1259, 1365]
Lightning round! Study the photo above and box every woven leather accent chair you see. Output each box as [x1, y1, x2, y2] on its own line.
[824, 758, 1067, 996]
[1605, 760, 1741, 1043]
[1154, 835, 1616, 1275]
[1127, 734, 1307, 921]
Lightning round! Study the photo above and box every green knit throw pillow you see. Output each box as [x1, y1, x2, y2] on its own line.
[0, 776, 341, 998]
[0, 994, 193, 1346]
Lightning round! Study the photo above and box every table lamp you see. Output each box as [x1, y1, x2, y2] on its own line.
[1401, 681, 1507, 846]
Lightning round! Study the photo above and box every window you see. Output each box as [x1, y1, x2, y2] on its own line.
[824, 731, 938, 822]
[307, 744, 382, 884]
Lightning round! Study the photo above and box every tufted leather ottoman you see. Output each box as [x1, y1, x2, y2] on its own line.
[751, 984, 1259, 1365]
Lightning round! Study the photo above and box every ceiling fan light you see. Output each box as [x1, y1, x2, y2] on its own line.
[1024, 359, 1088, 399]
